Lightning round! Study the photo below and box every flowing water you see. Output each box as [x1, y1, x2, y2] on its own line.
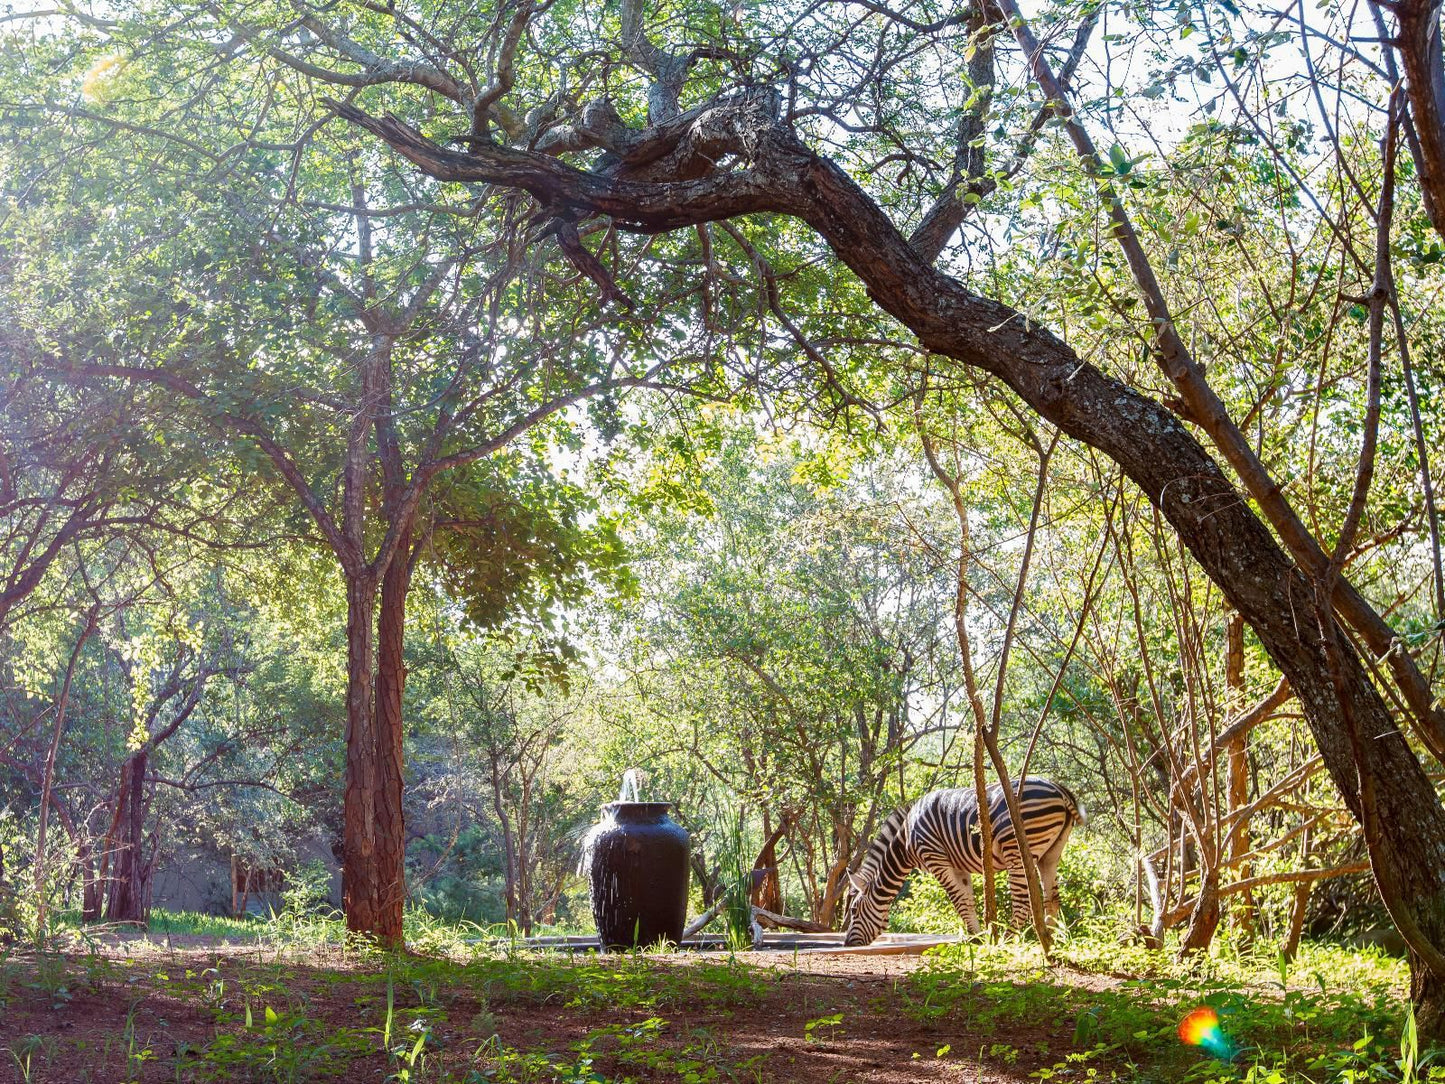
[618, 767, 644, 802]
[578, 767, 645, 880]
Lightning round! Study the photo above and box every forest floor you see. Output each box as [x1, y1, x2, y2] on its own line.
[0, 922, 1414, 1083]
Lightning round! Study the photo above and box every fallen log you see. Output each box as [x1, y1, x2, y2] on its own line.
[751, 906, 831, 933]
[796, 935, 962, 956]
[681, 900, 725, 939]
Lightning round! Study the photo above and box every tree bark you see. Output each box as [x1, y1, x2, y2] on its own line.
[1180, 871, 1222, 955]
[79, 839, 103, 923]
[751, 811, 786, 915]
[105, 749, 150, 923]
[35, 609, 97, 935]
[340, 558, 412, 946]
[1282, 880, 1311, 962]
[341, 573, 387, 940]
[1386, 0, 1445, 238]
[0, 835, 11, 943]
[489, 745, 521, 931]
[371, 531, 411, 944]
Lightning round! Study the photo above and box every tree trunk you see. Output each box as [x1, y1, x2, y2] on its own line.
[1224, 613, 1255, 942]
[0, 835, 14, 943]
[973, 729, 997, 933]
[1389, 0, 1445, 239]
[818, 821, 852, 927]
[341, 555, 410, 946]
[751, 812, 785, 915]
[80, 840, 103, 922]
[490, 748, 521, 931]
[1283, 880, 1311, 961]
[1180, 870, 1221, 954]
[373, 538, 411, 943]
[341, 573, 390, 941]
[105, 749, 150, 923]
[1417, 964, 1445, 1039]
[35, 609, 96, 935]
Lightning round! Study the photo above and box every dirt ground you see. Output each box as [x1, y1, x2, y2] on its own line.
[0, 933, 1174, 1083]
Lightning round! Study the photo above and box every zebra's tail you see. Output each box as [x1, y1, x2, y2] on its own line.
[1072, 798, 1089, 827]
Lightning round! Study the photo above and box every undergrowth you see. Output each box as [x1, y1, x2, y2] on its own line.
[911, 932, 1415, 1082]
[0, 915, 1430, 1083]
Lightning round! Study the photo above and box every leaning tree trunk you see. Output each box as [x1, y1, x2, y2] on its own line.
[789, 145, 1445, 1029]
[335, 102, 1445, 1032]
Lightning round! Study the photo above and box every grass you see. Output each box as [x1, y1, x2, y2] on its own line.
[906, 930, 1415, 1082]
[147, 909, 271, 939]
[3, 910, 1433, 1083]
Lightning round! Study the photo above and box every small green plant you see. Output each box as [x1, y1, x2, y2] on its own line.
[988, 1042, 1020, 1065]
[1402, 1001, 1419, 1084]
[804, 1012, 844, 1043]
[7, 1034, 47, 1084]
[124, 997, 153, 1083]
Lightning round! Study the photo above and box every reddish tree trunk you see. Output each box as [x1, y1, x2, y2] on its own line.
[341, 543, 411, 946]
[751, 812, 786, 915]
[373, 534, 410, 941]
[341, 575, 382, 939]
[105, 749, 150, 924]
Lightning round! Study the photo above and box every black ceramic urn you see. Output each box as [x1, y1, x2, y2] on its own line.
[586, 801, 690, 949]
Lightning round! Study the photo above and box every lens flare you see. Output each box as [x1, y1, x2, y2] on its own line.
[1178, 1006, 1234, 1060]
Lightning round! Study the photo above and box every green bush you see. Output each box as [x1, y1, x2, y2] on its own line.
[282, 859, 333, 917]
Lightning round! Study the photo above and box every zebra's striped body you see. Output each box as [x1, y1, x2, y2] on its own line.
[843, 777, 1086, 946]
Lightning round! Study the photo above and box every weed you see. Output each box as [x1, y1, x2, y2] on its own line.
[195, 1002, 373, 1082]
[804, 1012, 844, 1043]
[7, 1034, 48, 1083]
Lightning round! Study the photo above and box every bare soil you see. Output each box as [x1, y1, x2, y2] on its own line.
[0, 933, 1156, 1083]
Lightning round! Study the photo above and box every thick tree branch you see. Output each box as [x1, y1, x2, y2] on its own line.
[1380, 0, 1445, 238]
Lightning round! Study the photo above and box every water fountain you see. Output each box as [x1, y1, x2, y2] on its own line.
[581, 768, 690, 949]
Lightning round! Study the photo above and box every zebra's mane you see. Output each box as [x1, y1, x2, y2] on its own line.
[855, 805, 912, 882]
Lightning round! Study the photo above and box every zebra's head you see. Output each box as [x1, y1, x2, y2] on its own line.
[842, 870, 887, 946]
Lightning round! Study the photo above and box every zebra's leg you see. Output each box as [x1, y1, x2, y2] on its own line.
[1037, 845, 1066, 926]
[1006, 852, 1067, 932]
[924, 860, 980, 935]
[1036, 824, 1075, 926]
[1006, 867, 1032, 932]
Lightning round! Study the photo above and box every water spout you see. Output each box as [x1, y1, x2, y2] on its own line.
[618, 767, 645, 803]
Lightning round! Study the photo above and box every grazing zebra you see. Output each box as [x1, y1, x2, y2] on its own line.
[843, 777, 1086, 946]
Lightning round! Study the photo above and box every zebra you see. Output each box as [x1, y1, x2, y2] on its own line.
[843, 777, 1086, 946]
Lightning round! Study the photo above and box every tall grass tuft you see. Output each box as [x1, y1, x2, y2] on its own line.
[714, 804, 754, 950]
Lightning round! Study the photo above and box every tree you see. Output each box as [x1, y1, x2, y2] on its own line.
[615, 431, 961, 924]
[274, 0, 1445, 1025]
[1, 10, 679, 943]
